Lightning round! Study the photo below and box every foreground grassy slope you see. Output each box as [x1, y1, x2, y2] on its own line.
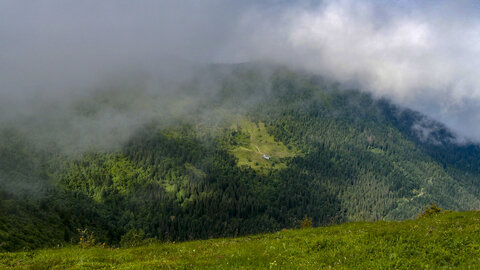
[2, 210, 480, 269]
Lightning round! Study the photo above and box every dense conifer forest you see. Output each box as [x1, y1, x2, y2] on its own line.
[2, 65, 480, 251]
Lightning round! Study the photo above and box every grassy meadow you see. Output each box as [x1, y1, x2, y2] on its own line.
[2, 210, 480, 269]
[229, 119, 299, 172]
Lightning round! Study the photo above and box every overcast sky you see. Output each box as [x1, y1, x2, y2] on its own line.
[2, 0, 480, 142]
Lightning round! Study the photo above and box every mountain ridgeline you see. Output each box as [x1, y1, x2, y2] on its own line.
[1, 64, 480, 251]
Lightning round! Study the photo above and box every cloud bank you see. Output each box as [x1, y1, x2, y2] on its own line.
[2, 0, 480, 142]
[271, 0, 480, 142]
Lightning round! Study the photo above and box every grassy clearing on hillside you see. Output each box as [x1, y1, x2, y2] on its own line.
[2, 211, 480, 269]
[229, 119, 298, 172]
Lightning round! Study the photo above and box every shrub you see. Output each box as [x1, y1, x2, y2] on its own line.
[120, 228, 146, 247]
[77, 228, 96, 248]
[418, 204, 442, 218]
[300, 216, 313, 229]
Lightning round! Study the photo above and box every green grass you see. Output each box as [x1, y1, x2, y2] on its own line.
[3, 210, 480, 269]
[229, 119, 298, 172]
[369, 147, 384, 155]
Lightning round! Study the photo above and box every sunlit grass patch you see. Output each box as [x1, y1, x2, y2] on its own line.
[3, 211, 480, 269]
[229, 119, 299, 172]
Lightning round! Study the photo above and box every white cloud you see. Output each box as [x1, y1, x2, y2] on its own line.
[3, 0, 480, 141]
[240, 0, 480, 141]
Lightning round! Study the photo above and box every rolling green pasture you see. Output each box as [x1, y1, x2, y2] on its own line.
[2, 210, 480, 269]
[229, 119, 298, 172]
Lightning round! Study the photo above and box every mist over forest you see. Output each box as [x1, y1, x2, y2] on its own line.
[2, 1, 480, 143]
[3, 2, 480, 266]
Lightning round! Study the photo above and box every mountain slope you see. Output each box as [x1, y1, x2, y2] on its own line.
[1, 64, 480, 251]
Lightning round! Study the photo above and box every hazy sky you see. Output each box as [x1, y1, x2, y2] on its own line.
[2, 1, 480, 142]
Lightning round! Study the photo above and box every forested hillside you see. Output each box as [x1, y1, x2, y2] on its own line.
[2, 64, 480, 251]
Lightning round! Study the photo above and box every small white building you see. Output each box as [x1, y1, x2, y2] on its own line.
[263, 154, 270, 160]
